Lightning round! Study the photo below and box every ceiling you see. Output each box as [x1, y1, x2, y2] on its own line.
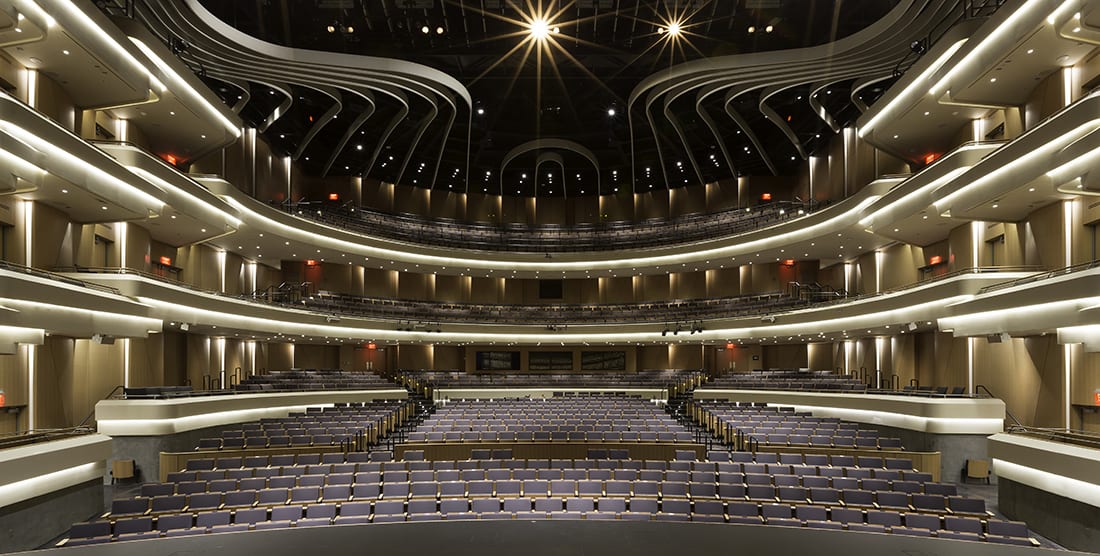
[117, 0, 923, 198]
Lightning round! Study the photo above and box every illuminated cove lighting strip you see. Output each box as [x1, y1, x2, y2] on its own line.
[0, 462, 103, 508]
[938, 297, 1100, 333]
[129, 38, 240, 138]
[0, 121, 165, 210]
[933, 120, 1100, 212]
[859, 39, 967, 138]
[97, 404, 333, 435]
[222, 195, 881, 272]
[28, 0, 165, 92]
[127, 166, 241, 227]
[929, 0, 1055, 97]
[766, 402, 1004, 434]
[992, 458, 1100, 508]
[135, 292, 968, 344]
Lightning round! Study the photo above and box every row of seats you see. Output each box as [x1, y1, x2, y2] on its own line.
[406, 431, 694, 442]
[234, 370, 394, 392]
[68, 496, 1033, 546]
[399, 370, 705, 388]
[691, 402, 905, 450]
[705, 370, 865, 391]
[116, 478, 977, 515]
[195, 403, 410, 450]
[299, 290, 812, 325]
[291, 200, 807, 252]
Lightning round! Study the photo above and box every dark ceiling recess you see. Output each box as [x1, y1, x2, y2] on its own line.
[198, 0, 899, 197]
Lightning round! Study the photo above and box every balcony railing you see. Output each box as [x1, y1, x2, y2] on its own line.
[278, 199, 822, 253]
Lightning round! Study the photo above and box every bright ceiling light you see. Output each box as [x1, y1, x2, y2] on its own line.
[667, 22, 682, 36]
[529, 18, 550, 40]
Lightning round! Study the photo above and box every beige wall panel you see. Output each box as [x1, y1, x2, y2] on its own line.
[637, 345, 669, 370]
[433, 345, 464, 371]
[466, 192, 500, 223]
[361, 179, 395, 212]
[705, 179, 740, 212]
[600, 192, 634, 222]
[35, 337, 73, 428]
[469, 277, 502, 303]
[1024, 201, 1066, 269]
[706, 268, 740, 298]
[669, 186, 707, 217]
[434, 274, 465, 302]
[397, 344, 433, 370]
[292, 344, 339, 369]
[880, 243, 922, 291]
[635, 190, 669, 220]
[639, 274, 670, 302]
[162, 331, 188, 386]
[669, 344, 703, 369]
[34, 73, 76, 131]
[266, 343, 294, 372]
[393, 185, 430, 216]
[536, 197, 567, 225]
[363, 269, 398, 298]
[397, 271, 434, 301]
[573, 196, 599, 224]
[72, 339, 124, 424]
[973, 336, 1063, 428]
[763, 344, 808, 370]
[671, 271, 706, 299]
[1024, 70, 1067, 130]
[807, 343, 832, 371]
[501, 195, 527, 224]
[599, 277, 632, 304]
[29, 202, 71, 270]
[429, 190, 463, 220]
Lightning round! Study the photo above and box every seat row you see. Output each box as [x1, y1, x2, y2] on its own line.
[67, 497, 1034, 547]
[116, 479, 978, 518]
[405, 431, 694, 443]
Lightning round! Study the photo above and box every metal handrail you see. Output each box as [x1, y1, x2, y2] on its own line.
[281, 199, 824, 253]
[1009, 426, 1100, 450]
[978, 259, 1100, 294]
[77, 385, 125, 427]
[0, 260, 121, 295]
[975, 384, 1024, 429]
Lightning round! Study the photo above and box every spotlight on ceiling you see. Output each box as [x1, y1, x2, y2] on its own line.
[326, 24, 336, 33]
[436, 26, 445, 35]
[765, 24, 774, 33]
[421, 25, 430, 34]
[667, 21, 682, 36]
[747, 25, 756, 33]
[607, 107, 616, 117]
[529, 18, 551, 40]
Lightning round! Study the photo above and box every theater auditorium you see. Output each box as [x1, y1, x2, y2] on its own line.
[1, 0, 1099, 554]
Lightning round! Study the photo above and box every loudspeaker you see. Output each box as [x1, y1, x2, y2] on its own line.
[986, 333, 1009, 344]
[91, 334, 115, 345]
[180, 323, 190, 331]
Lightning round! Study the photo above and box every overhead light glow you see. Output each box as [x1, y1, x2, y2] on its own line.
[667, 22, 682, 37]
[529, 18, 551, 40]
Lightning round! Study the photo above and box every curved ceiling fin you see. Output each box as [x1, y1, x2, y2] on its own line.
[759, 85, 809, 160]
[808, 81, 844, 133]
[724, 91, 779, 176]
[498, 138, 601, 194]
[321, 90, 376, 177]
[850, 74, 895, 113]
[293, 86, 342, 161]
